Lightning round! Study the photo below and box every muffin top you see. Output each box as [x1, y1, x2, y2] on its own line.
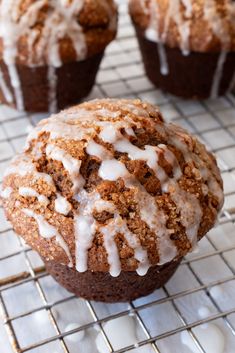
[1, 99, 224, 277]
[0, 0, 117, 66]
[129, 0, 235, 53]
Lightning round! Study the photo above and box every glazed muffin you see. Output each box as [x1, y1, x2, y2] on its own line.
[129, 0, 235, 99]
[1, 99, 224, 302]
[0, 0, 117, 112]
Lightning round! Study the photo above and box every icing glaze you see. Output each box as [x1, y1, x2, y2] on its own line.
[145, 0, 169, 75]
[101, 215, 150, 276]
[46, 144, 85, 193]
[210, 51, 228, 99]
[162, 0, 191, 55]
[23, 208, 73, 266]
[203, 0, 231, 98]
[99, 159, 129, 181]
[0, 67, 13, 103]
[19, 187, 49, 206]
[55, 193, 72, 216]
[4, 155, 54, 185]
[47, 66, 58, 113]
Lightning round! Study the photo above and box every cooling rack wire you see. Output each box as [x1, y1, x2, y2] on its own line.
[1, 1, 235, 352]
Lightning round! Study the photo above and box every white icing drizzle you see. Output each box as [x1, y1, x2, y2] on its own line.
[46, 144, 85, 193]
[99, 125, 120, 144]
[55, 193, 72, 216]
[74, 190, 101, 272]
[47, 66, 58, 114]
[4, 155, 54, 186]
[100, 217, 122, 277]
[102, 215, 150, 276]
[125, 127, 136, 137]
[96, 108, 121, 119]
[0, 186, 13, 199]
[210, 51, 228, 99]
[134, 186, 177, 265]
[0, 67, 13, 103]
[25, 101, 151, 146]
[30, 141, 44, 159]
[162, 0, 192, 55]
[19, 187, 49, 206]
[19, 185, 72, 216]
[157, 42, 170, 75]
[23, 208, 73, 267]
[181, 0, 193, 18]
[26, 120, 89, 145]
[7, 64, 24, 111]
[145, 0, 169, 75]
[86, 140, 112, 160]
[203, 0, 231, 98]
[203, 0, 231, 48]
[99, 159, 129, 181]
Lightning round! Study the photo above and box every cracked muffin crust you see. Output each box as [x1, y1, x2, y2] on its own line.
[0, 0, 117, 112]
[1, 98, 224, 301]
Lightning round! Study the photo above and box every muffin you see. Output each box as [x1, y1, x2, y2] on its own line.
[129, 0, 235, 99]
[1, 98, 224, 302]
[0, 0, 117, 112]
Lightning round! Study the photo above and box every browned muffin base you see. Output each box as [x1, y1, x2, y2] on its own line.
[0, 52, 103, 112]
[134, 25, 235, 99]
[45, 257, 182, 302]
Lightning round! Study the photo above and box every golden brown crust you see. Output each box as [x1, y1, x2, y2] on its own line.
[129, 0, 235, 52]
[0, 0, 117, 65]
[1, 99, 224, 274]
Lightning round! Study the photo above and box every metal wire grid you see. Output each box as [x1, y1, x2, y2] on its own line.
[0, 1, 235, 352]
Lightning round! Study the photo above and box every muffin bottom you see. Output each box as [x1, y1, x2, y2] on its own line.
[45, 258, 182, 302]
[134, 26, 235, 99]
[0, 52, 104, 112]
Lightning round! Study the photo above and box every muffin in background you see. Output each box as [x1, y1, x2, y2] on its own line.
[129, 0, 235, 99]
[1, 99, 224, 302]
[0, 0, 117, 112]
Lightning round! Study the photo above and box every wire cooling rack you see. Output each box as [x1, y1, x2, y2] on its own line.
[1, 1, 235, 353]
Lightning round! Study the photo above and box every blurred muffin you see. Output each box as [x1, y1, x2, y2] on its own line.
[1, 98, 224, 302]
[129, 0, 235, 99]
[0, 0, 117, 112]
